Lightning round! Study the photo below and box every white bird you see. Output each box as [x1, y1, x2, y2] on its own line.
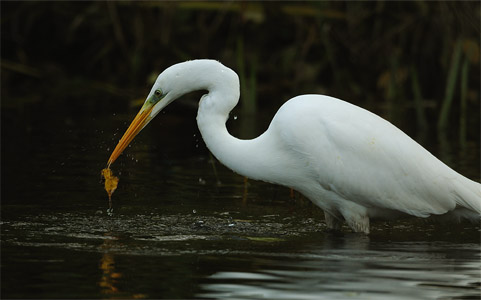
[107, 59, 481, 234]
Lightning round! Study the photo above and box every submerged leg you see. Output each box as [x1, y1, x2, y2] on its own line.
[324, 211, 343, 231]
[346, 215, 370, 234]
[340, 205, 370, 234]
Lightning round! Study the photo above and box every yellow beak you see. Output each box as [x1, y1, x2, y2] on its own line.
[107, 102, 154, 167]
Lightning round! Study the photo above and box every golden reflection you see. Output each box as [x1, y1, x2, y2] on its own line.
[99, 252, 121, 295]
[98, 235, 148, 299]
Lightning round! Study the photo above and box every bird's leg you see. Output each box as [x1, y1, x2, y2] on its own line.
[343, 212, 370, 234]
[335, 203, 371, 234]
[242, 177, 249, 205]
[347, 218, 370, 234]
[324, 211, 343, 231]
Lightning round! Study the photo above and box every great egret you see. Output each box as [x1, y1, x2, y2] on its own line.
[107, 59, 480, 234]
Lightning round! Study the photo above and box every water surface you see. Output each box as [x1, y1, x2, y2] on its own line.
[2, 107, 480, 299]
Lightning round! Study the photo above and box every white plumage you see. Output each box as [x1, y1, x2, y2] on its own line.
[108, 59, 481, 234]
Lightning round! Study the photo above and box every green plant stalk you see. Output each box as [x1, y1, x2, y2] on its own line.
[208, 152, 221, 186]
[386, 55, 399, 122]
[237, 37, 257, 115]
[236, 37, 247, 110]
[459, 57, 469, 146]
[438, 40, 462, 130]
[246, 55, 258, 115]
[410, 66, 427, 129]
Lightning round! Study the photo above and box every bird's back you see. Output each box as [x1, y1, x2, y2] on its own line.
[269, 95, 481, 221]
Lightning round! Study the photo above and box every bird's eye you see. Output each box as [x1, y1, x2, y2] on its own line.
[154, 89, 162, 97]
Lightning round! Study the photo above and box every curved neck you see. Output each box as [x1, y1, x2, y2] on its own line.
[159, 60, 278, 183]
[196, 91, 274, 182]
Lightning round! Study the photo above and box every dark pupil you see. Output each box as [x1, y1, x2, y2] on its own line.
[155, 90, 160, 96]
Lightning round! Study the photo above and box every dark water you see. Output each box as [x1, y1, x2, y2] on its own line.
[1, 105, 480, 299]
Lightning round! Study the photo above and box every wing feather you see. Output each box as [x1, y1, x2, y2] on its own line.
[275, 95, 463, 217]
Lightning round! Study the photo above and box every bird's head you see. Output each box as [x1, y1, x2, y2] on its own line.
[106, 59, 236, 167]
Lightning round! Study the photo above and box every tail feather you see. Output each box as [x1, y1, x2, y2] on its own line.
[453, 177, 481, 221]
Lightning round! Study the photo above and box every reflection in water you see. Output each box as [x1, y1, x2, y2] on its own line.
[98, 234, 148, 299]
[199, 236, 481, 300]
[99, 252, 121, 295]
[99, 236, 121, 296]
[1, 209, 479, 299]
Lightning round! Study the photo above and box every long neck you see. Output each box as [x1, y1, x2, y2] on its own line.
[163, 60, 277, 182]
[196, 89, 274, 182]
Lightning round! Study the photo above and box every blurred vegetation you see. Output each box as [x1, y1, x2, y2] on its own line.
[1, 1, 480, 136]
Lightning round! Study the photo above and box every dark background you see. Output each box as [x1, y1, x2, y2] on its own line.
[2, 1, 480, 202]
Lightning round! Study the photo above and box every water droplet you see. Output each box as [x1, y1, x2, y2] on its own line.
[233, 115, 238, 120]
[192, 209, 197, 214]
[193, 220, 204, 228]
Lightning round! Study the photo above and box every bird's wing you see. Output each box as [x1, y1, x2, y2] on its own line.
[276, 95, 460, 217]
